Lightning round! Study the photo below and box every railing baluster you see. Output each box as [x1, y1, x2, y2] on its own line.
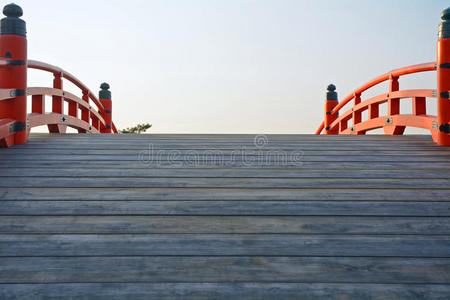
[352, 93, 364, 135]
[385, 75, 405, 135]
[48, 72, 66, 134]
[80, 90, 90, 132]
[31, 95, 44, 114]
[52, 72, 63, 114]
[369, 103, 379, 119]
[68, 94, 78, 119]
[412, 97, 426, 115]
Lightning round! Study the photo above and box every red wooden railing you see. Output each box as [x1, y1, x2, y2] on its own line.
[0, 4, 117, 148]
[316, 7, 450, 146]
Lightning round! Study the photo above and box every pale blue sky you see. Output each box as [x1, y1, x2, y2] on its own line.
[13, 0, 448, 133]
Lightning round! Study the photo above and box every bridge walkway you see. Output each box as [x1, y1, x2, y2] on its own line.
[0, 133, 449, 299]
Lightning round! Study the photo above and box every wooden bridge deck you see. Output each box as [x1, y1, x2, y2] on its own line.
[1, 133, 450, 299]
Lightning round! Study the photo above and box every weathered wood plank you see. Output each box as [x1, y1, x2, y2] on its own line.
[0, 257, 449, 283]
[1, 283, 449, 300]
[1, 234, 449, 257]
[2, 200, 449, 216]
[9, 144, 443, 151]
[2, 154, 450, 162]
[3, 149, 450, 156]
[1, 188, 449, 201]
[2, 168, 450, 179]
[0, 177, 448, 189]
[1, 216, 449, 234]
[2, 160, 450, 169]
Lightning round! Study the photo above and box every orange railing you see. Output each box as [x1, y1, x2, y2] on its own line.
[27, 60, 117, 135]
[315, 63, 438, 136]
[0, 4, 117, 147]
[316, 7, 450, 146]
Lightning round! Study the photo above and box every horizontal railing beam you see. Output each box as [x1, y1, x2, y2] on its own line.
[340, 115, 437, 135]
[330, 63, 436, 116]
[27, 87, 106, 125]
[327, 89, 437, 132]
[28, 113, 99, 133]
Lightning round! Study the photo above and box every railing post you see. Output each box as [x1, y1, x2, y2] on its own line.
[0, 3, 27, 146]
[437, 7, 450, 146]
[99, 83, 112, 134]
[324, 84, 339, 134]
[48, 71, 66, 134]
[384, 75, 405, 135]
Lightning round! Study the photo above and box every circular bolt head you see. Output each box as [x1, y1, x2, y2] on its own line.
[385, 117, 393, 125]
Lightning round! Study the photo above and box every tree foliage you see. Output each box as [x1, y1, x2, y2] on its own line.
[120, 123, 152, 134]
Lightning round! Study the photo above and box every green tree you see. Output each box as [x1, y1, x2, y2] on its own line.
[120, 123, 152, 134]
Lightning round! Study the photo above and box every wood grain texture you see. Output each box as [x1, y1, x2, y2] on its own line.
[1, 216, 449, 234]
[0, 256, 449, 283]
[2, 168, 450, 178]
[1, 283, 449, 300]
[1, 234, 449, 257]
[1, 200, 449, 216]
[1, 187, 449, 200]
[1, 177, 449, 188]
[1, 133, 449, 298]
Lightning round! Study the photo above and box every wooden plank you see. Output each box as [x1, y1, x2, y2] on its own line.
[1, 188, 449, 201]
[2, 161, 450, 169]
[1, 234, 449, 257]
[0, 177, 441, 188]
[0, 177, 448, 189]
[1, 216, 449, 234]
[2, 168, 450, 179]
[2, 200, 449, 216]
[0, 256, 449, 283]
[3, 148, 450, 156]
[1, 154, 450, 162]
[9, 144, 443, 151]
[1, 283, 449, 300]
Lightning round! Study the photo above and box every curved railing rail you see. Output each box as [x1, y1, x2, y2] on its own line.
[27, 60, 117, 134]
[0, 4, 117, 148]
[316, 7, 450, 146]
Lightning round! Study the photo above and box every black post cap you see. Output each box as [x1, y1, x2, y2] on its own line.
[326, 84, 338, 101]
[0, 3, 26, 37]
[99, 82, 111, 100]
[439, 6, 450, 40]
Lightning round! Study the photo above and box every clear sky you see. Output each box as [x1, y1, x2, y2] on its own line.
[13, 0, 449, 133]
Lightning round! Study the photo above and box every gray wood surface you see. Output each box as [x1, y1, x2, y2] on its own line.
[1, 257, 449, 283]
[1, 200, 449, 216]
[2, 168, 450, 178]
[1, 187, 449, 200]
[1, 216, 449, 234]
[1, 234, 449, 257]
[1, 177, 449, 188]
[1, 283, 449, 300]
[1, 133, 449, 298]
